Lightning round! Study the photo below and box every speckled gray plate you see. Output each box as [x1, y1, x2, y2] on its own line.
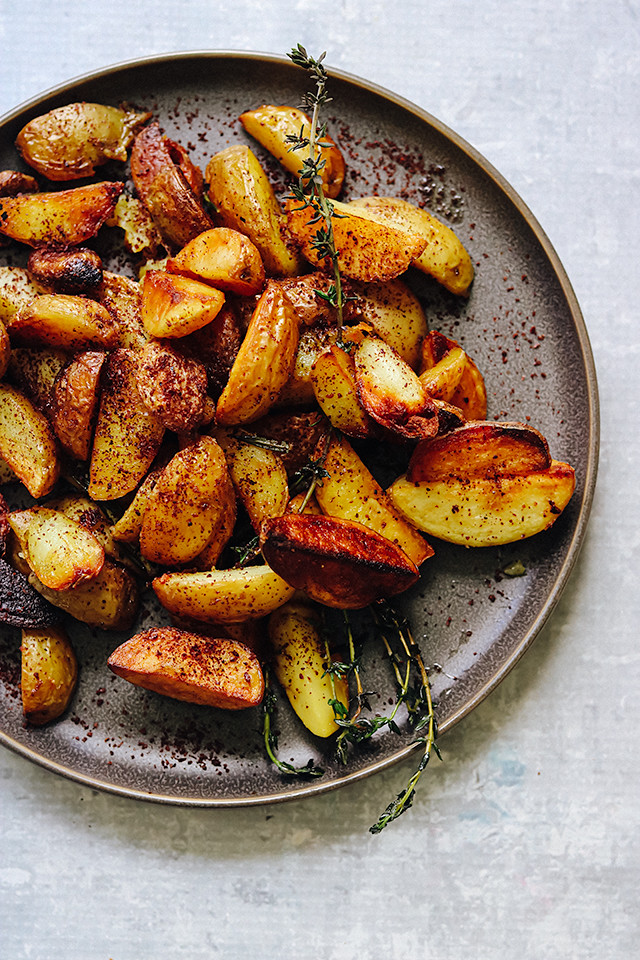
[0, 52, 598, 805]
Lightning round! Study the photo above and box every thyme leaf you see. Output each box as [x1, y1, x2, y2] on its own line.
[262, 668, 324, 779]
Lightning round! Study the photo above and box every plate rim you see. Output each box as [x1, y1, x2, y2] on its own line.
[0, 50, 600, 806]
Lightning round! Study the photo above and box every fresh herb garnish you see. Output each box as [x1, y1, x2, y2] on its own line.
[262, 667, 324, 778]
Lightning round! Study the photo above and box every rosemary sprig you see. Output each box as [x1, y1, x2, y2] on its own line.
[287, 45, 348, 338]
[262, 667, 324, 778]
[234, 430, 292, 455]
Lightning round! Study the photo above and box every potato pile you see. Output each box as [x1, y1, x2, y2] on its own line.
[0, 100, 575, 739]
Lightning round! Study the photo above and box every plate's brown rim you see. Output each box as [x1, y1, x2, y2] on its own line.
[0, 51, 599, 807]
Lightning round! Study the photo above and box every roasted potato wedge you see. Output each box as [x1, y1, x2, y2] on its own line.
[131, 123, 213, 249]
[0, 170, 39, 197]
[240, 104, 345, 199]
[0, 557, 59, 627]
[351, 279, 428, 370]
[27, 247, 103, 295]
[193, 487, 238, 569]
[311, 344, 377, 439]
[389, 461, 576, 546]
[135, 339, 208, 433]
[139, 437, 234, 566]
[10, 294, 119, 351]
[88, 348, 165, 501]
[141, 270, 226, 339]
[314, 435, 432, 567]
[30, 558, 138, 630]
[260, 513, 420, 608]
[0, 318, 9, 380]
[17, 102, 150, 180]
[21, 625, 77, 725]
[269, 600, 349, 738]
[215, 430, 289, 531]
[47, 494, 138, 574]
[178, 302, 241, 396]
[109, 470, 161, 544]
[0, 266, 43, 324]
[153, 564, 296, 624]
[48, 350, 105, 460]
[419, 331, 487, 421]
[205, 144, 303, 276]
[7, 346, 67, 409]
[108, 627, 264, 709]
[284, 196, 427, 282]
[96, 272, 147, 351]
[167, 227, 266, 296]
[9, 506, 105, 590]
[0, 384, 60, 497]
[0, 181, 123, 246]
[348, 196, 474, 295]
[215, 280, 299, 424]
[108, 193, 165, 258]
[247, 408, 328, 476]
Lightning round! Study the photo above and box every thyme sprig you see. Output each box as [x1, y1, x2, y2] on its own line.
[262, 667, 324, 778]
[287, 45, 348, 338]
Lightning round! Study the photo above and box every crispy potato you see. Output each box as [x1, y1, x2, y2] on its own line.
[47, 494, 139, 575]
[96, 272, 148, 351]
[16, 102, 150, 180]
[0, 266, 43, 324]
[131, 123, 213, 249]
[108, 627, 264, 709]
[167, 228, 266, 296]
[153, 564, 296, 624]
[7, 346, 67, 409]
[215, 280, 299, 424]
[139, 437, 234, 566]
[275, 325, 333, 407]
[311, 344, 377, 439]
[0, 170, 39, 197]
[178, 302, 241, 396]
[279, 272, 347, 327]
[247, 408, 328, 476]
[107, 193, 165, 258]
[284, 196, 427, 282]
[9, 506, 104, 591]
[0, 384, 60, 497]
[351, 279, 428, 369]
[389, 462, 576, 546]
[260, 513, 420, 608]
[205, 144, 303, 276]
[407, 421, 552, 483]
[216, 431, 289, 531]
[109, 470, 161, 544]
[27, 247, 103, 295]
[0, 557, 59, 627]
[0, 318, 9, 380]
[354, 336, 430, 427]
[419, 331, 487, 420]
[348, 196, 474, 295]
[314, 434, 432, 567]
[0, 181, 123, 246]
[10, 294, 119, 351]
[21, 625, 77, 725]
[193, 486, 238, 569]
[30, 558, 139, 630]
[269, 600, 349, 737]
[240, 104, 345, 199]
[141, 270, 226, 339]
[48, 351, 105, 459]
[88, 348, 165, 501]
[135, 339, 208, 433]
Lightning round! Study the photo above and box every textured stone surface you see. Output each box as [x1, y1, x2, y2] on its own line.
[0, 2, 638, 958]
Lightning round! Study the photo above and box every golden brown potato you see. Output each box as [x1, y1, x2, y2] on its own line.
[47, 494, 138, 574]
[215, 430, 289, 531]
[0, 181, 123, 246]
[153, 564, 296, 624]
[0, 170, 39, 197]
[88, 348, 165, 501]
[107, 193, 165, 258]
[313, 434, 432, 568]
[0, 266, 43, 324]
[21, 625, 77, 725]
[27, 247, 103, 295]
[48, 351, 105, 460]
[0, 384, 60, 497]
[30, 558, 139, 630]
[348, 196, 474, 295]
[205, 145, 303, 276]
[16, 102, 150, 180]
[135, 339, 208, 433]
[130, 123, 213, 249]
[269, 600, 349, 738]
[247, 408, 328, 476]
[215, 280, 299, 424]
[350, 279, 428, 370]
[178, 302, 241, 396]
[96, 272, 148, 351]
[419, 330, 487, 421]
[239, 104, 345, 199]
[7, 346, 67, 410]
[0, 318, 9, 380]
[311, 345, 377, 439]
[9, 506, 105, 590]
[284, 196, 427, 282]
[9, 294, 118, 352]
[140, 270, 226, 339]
[167, 228, 266, 296]
[278, 271, 350, 327]
[139, 437, 234, 566]
[193, 486, 237, 569]
[108, 627, 264, 709]
[109, 470, 161, 544]
[260, 513, 420, 608]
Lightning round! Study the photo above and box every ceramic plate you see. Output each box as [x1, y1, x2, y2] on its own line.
[0, 52, 598, 805]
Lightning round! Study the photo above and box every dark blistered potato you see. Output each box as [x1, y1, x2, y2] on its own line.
[27, 247, 103, 295]
[16, 102, 151, 181]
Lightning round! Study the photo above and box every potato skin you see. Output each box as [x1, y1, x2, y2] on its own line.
[21, 625, 77, 725]
[108, 627, 264, 709]
[27, 247, 103, 296]
[0, 384, 60, 498]
[0, 181, 123, 247]
[49, 351, 105, 460]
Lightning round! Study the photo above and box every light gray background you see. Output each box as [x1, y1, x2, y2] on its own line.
[0, 1, 637, 958]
